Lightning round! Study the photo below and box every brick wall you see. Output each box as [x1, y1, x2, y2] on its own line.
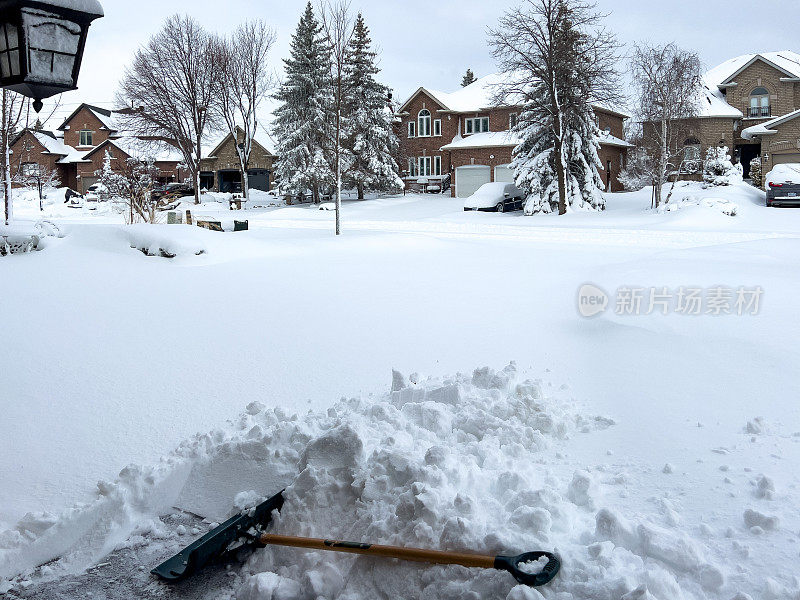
[10, 131, 60, 182]
[61, 107, 112, 149]
[761, 117, 800, 174]
[723, 60, 799, 120]
[399, 91, 455, 177]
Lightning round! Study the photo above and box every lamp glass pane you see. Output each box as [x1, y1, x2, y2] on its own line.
[22, 9, 81, 84]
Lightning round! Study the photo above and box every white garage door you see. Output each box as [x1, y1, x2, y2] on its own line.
[455, 165, 491, 198]
[494, 165, 515, 184]
[773, 153, 800, 166]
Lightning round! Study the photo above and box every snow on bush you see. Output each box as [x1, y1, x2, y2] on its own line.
[749, 157, 762, 188]
[702, 146, 742, 187]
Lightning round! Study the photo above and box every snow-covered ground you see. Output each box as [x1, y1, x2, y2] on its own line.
[2, 182, 800, 599]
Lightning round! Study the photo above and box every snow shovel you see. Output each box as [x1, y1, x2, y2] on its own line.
[151, 490, 561, 588]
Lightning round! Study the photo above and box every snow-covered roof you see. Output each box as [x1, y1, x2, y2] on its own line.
[741, 107, 800, 139]
[698, 51, 800, 118]
[440, 129, 631, 151]
[399, 72, 630, 118]
[57, 147, 90, 164]
[30, 131, 71, 155]
[85, 137, 184, 162]
[598, 131, 633, 148]
[439, 131, 521, 151]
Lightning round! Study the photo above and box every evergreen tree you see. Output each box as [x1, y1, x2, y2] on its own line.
[461, 68, 476, 87]
[273, 2, 334, 203]
[342, 13, 402, 199]
[490, 0, 619, 214]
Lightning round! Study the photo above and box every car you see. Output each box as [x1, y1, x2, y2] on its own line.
[84, 182, 108, 203]
[463, 182, 525, 212]
[765, 164, 800, 207]
[151, 182, 195, 202]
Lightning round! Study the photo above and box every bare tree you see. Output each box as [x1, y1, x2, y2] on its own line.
[1, 90, 32, 225]
[489, 0, 621, 215]
[212, 21, 276, 201]
[116, 14, 217, 205]
[320, 0, 354, 235]
[630, 43, 702, 208]
[96, 151, 163, 224]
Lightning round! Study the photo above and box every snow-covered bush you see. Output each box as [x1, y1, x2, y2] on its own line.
[702, 146, 742, 186]
[618, 146, 654, 191]
[749, 156, 762, 188]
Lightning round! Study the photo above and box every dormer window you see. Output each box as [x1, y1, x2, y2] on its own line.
[748, 87, 770, 118]
[79, 130, 93, 146]
[418, 109, 431, 137]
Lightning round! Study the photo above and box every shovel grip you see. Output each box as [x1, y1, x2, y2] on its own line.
[260, 534, 496, 569]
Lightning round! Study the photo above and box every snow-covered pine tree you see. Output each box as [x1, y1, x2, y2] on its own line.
[702, 146, 742, 186]
[490, 0, 618, 214]
[273, 2, 334, 203]
[461, 69, 476, 87]
[342, 13, 402, 199]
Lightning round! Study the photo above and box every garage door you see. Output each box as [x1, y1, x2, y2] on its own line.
[772, 153, 800, 166]
[455, 165, 490, 198]
[80, 176, 98, 194]
[494, 165, 515, 184]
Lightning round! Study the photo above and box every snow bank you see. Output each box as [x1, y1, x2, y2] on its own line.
[126, 225, 207, 258]
[659, 195, 738, 217]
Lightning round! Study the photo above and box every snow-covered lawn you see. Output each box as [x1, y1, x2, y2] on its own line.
[2, 182, 800, 598]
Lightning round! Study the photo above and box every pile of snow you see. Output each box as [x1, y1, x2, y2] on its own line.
[5, 363, 791, 598]
[126, 225, 207, 258]
[1, 363, 618, 597]
[659, 195, 738, 217]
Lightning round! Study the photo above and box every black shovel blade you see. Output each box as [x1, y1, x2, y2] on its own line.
[151, 490, 285, 582]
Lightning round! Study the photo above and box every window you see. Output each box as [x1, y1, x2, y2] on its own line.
[509, 113, 518, 129]
[418, 156, 432, 177]
[407, 157, 418, 176]
[408, 121, 416, 138]
[418, 110, 431, 137]
[433, 119, 441, 136]
[464, 117, 489, 135]
[683, 138, 701, 162]
[21, 162, 38, 177]
[79, 130, 93, 146]
[433, 156, 441, 176]
[749, 87, 770, 118]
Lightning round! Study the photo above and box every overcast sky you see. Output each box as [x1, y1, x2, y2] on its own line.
[38, 0, 800, 129]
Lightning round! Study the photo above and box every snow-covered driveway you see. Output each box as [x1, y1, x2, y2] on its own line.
[2, 183, 800, 598]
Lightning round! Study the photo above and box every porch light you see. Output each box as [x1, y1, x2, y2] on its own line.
[0, 0, 103, 112]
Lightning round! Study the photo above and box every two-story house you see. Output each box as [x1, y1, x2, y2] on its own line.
[396, 73, 631, 198]
[674, 51, 800, 178]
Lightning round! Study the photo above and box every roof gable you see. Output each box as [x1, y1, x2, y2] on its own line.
[58, 104, 117, 131]
[206, 127, 275, 159]
[397, 87, 450, 114]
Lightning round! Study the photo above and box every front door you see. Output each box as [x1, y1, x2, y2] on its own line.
[736, 144, 761, 179]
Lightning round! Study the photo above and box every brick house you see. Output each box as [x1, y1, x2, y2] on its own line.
[671, 51, 800, 178]
[199, 127, 275, 193]
[396, 73, 631, 198]
[10, 103, 189, 193]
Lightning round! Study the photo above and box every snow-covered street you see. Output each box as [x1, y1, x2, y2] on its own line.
[2, 185, 800, 598]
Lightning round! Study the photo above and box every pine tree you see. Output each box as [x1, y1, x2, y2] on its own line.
[273, 2, 334, 203]
[461, 68, 476, 87]
[342, 13, 402, 199]
[491, 0, 618, 214]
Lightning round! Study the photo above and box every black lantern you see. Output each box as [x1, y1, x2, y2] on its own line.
[0, 0, 103, 111]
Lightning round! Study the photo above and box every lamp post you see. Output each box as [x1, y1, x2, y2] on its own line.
[0, 0, 103, 112]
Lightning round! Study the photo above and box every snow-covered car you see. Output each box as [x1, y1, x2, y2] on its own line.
[463, 182, 525, 213]
[765, 164, 800, 207]
[84, 183, 108, 203]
